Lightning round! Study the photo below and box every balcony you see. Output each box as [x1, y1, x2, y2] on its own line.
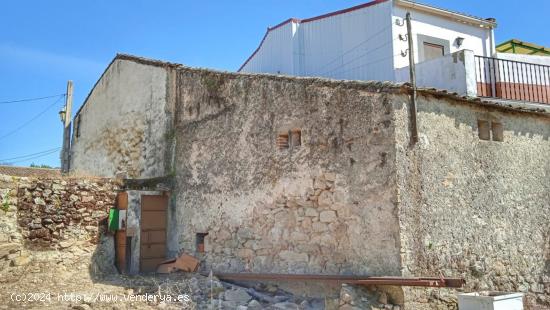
[395, 50, 550, 106]
[475, 55, 550, 104]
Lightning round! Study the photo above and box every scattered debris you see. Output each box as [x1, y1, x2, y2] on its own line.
[156, 253, 200, 274]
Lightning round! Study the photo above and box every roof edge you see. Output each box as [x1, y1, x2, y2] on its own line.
[238, 0, 390, 72]
[395, 0, 497, 28]
[77, 53, 550, 121]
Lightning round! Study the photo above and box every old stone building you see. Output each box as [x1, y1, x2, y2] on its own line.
[69, 54, 550, 308]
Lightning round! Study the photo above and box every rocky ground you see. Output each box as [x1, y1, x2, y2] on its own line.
[0, 239, 403, 309]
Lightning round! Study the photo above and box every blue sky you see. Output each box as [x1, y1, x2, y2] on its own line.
[1, 0, 549, 167]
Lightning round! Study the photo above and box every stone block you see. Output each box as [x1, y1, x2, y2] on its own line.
[305, 208, 318, 217]
[318, 191, 334, 208]
[320, 210, 337, 222]
[224, 288, 251, 304]
[11, 254, 31, 266]
[312, 222, 328, 232]
[279, 250, 308, 263]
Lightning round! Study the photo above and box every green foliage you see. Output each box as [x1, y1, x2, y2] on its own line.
[30, 163, 54, 169]
[1, 193, 9, 213]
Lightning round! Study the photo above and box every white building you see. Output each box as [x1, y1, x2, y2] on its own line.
[240, 0, 550, 105]
[239, 0, 496, 81]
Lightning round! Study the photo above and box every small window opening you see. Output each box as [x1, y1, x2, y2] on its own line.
[290, 129, 301, 147]
[277, 133, 289, 150]
[491, 122, 504, 142]
[423, 42, 445, 61]
[76, 115, 82, 138]
[478, 120, 490, 140]
[196, 233, 208, 253]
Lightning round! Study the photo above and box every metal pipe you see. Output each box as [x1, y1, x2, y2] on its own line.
[214, 273, 465, 288]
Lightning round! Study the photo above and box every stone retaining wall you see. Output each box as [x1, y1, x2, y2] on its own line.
[0, 174, 119, 271]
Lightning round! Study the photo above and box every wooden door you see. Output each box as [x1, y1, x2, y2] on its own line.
[140, 195, 168, 272]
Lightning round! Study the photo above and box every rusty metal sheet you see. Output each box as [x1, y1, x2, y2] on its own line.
[141, 230, 166, 244]
[141, 195, 168, 211]
[141, 244, 166, 259]
[140, 194, 168, 273]
[141, 211, 166, 230]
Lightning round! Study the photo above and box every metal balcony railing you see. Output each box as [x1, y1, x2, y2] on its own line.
[475, 55, 550, 104]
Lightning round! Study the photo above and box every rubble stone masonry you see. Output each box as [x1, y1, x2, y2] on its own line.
[0, 174, 118, 249]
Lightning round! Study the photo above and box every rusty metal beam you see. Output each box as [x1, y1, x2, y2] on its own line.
[214, 273, 465, 288]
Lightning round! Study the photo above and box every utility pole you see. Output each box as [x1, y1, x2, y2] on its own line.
[405, 12, 418, 145]
[60, 81, 73, 173]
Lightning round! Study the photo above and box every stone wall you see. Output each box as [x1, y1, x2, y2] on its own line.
[394, 93, 550, 309]
[15, 176, 119, 247]
[172, 69, 402, 278]
[0, 174, 119, 271]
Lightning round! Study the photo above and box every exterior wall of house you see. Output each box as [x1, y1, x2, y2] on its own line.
[391, 5, 493, 71]
[69, 55, 550, 308]
[70, 58, 174, 178]
[395, 50, 477, 97]
[393, 93, 550, 309]
[240, 0, 396, 82]
[171, 69, 403, 279]
[240, 1, 494, 86]
[299, 0, 394, 81]
[239, 22, 296, 75]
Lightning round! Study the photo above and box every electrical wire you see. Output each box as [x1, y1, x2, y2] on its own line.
[0, 94, 65, 141]
[0, 94, 66, 105]
[311, 23, 394, 75]
[0, 147, 61, 162]
[326, 52, 405, 78]
[319, 37, 400, 77]
[2, 148, 61, 165]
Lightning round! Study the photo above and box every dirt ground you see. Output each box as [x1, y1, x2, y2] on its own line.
[0, 244, 207, 310]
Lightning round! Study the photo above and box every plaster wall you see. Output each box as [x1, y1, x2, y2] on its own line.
[393, 93, 550, 309]
[70, 59, 172, 178]
[392, 5, 493, 70]
[172, 70, 402, 277]
[395, 49, 477, 97]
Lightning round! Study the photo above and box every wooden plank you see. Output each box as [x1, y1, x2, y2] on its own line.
[141, 258, 166, 273]
[117, 192, 128, 210]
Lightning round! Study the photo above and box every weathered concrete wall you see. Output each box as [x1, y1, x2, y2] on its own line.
[394, 94, 550, 309]
[395, 50, 477, 97]
[172, 70, 402, 277]
[70, 57, 174, 178]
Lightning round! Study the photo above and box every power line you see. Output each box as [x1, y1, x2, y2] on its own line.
[312, 23, 394, 75]
[319, 37, 399, 77]
[326, 52, 404, 78]
[0, 147, 61, 162]
[3, 148, 61, 165]
[0, 93, 66, 105]
[0, 94, 65, 141]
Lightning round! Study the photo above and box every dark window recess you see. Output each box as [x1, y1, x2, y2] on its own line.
[276, 133, 289, 150]
[423, 42, 445, 61]
[196, 233, 208, 253]
[478, 120, 490, 140]
[290, 129, 302, 147]
[491, 122, 504, 142]
[75, 115, 82, 138]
